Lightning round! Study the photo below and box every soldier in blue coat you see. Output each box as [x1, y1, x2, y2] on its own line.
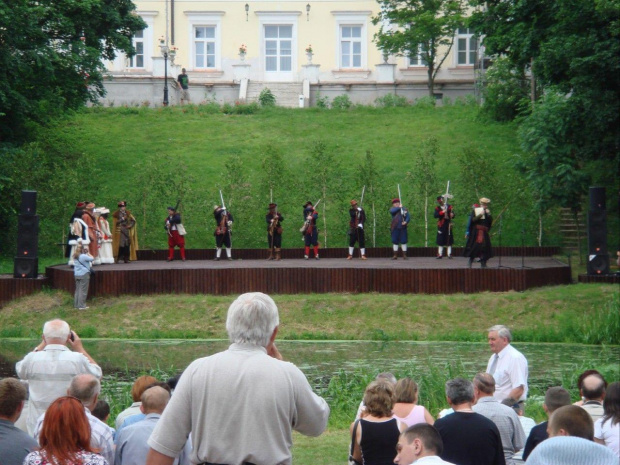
[390, 198, 410, 259]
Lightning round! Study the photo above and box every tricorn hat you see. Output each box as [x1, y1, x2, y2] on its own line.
[479, 197, 491, 204]
[167, 206, 176, 211]
[268, 203, 277, 209]
[350, 200, 358, 206]
[392, 198, 400, 204]
[76, 201, 85, 208]
[304, 201, 313, 207]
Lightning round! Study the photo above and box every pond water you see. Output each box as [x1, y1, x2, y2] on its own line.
[1, 339, 618, 394]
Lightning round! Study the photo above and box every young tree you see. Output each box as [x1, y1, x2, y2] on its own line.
[373, 0, 466, 97]
[409, 137, 438, 247]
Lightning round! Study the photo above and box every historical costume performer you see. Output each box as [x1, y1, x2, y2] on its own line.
[213, 205, 234, 261]
[165, 206, 186, 261]
[68, 203, 89, 266]
[112, 201, 138, 263]
[463, 197, 494, 268]
[302, 201, 319, 260]
[95, 208, 114, 264]
[266, 203, 283, 261]
[390, 198, 410, 259]
[434, 195, 455, 259]
[347, 200, 367, 260]
[81, 202, 100, 264]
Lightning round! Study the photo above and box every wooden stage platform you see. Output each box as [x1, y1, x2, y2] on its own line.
[42, 247, 571, 296]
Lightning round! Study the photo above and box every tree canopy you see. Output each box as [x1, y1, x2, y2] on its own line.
[0, 0, 145, 142]
[372, 0, 466, 97]
[470, 0, 620, 209]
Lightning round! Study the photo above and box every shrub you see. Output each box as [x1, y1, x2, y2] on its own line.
[315, 93, 330, 108]
[258, 88, 276, 107]
[375, 93, 409, 107]
[481, 57, 530, 121]
[331, 94, 352, 109]
[413, 96, 436, 108]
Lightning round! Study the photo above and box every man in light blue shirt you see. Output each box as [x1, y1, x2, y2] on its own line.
[115, 386, 190, 465]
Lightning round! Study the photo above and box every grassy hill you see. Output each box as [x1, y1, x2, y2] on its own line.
[4, 100, 616, 258]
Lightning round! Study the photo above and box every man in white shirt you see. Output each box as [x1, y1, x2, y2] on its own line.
[486, 325, 528, 402]
[394, 423, 455, 464]
[146, 292, 330, 465]
[15, 319, 101, 434]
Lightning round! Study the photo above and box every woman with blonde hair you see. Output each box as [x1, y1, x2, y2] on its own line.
[393, 377, 435, 427]
[23, 396, 107, 464]
[350, 380, 406, 465]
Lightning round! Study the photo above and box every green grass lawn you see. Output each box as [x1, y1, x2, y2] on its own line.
[2, 283, 617, 344]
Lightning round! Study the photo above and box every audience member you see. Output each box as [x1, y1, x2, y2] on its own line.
[472, 373, 525, 465]
[594, 381, 620, 456]
[0, 378, 38, 465]
[394, 423, 454, 465]
[522, 386, 571, 460]
[501, 397, 535, 463]
[15, 319, 101, 434]
[116, 382, 171, 433]
[433, 378, 505, 465]
[527, 404, 617, 465]
[574, 370, 607, 407]
[114, 375, 158, 430]
[146, 292, 329, 465]
[350, 380, 405, 465]
[115, 386, 190, 465]
[92, 399, 111, 424]
[34, 374, 114, 465]
[393, 378, 435, 427]
[526, 436, 617, 465]
[355, 372, 397, 419]
[580, 373, 606, 422]
[23, 396, 108, 465]
[486, 325, 528, 402]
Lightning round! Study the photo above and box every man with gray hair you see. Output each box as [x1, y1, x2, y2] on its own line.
[472, 373, 525, 465]
[146, 292, 330, 465]
[33, 374, 114, 465]
[0, 378, 38, 465]
[434, 378, 505, 465]
[486, 325, 528, 402]
[15, 319, 101, 434]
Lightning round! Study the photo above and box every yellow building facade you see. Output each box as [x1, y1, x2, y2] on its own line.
[103, 0, 479, 106]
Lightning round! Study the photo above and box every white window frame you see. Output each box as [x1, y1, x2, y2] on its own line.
[332, 12, 371, 70]
[185, 11, 224, 71]
[110, 11, 156, 72]
[128, 30, 145, 68]
[193, 26, 217, 69]
[339, 25, 363, 69]
[408, 44, 427, 67]
[257, 12, 300, 82]
[456, 27, 478, 66]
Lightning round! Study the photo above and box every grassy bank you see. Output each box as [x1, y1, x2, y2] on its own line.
[1, 283, 618, 344]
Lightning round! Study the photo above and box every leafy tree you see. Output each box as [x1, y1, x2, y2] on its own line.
[373, 0, 466, 97]
[0, 0, 145, 141]
[470, 0, 620, 209]
[481, 57, 530, 122]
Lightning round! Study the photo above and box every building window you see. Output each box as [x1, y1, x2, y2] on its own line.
[457, 28, 478, 65]
[409, 45, 427, 67]
[265, 25, 292, 72]
[194, 26, 216, 68]
[340, 25, 362, 68]
[128, 30, 144, 68]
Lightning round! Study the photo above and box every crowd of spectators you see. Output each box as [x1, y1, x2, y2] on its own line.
[0, 306, 618, 465]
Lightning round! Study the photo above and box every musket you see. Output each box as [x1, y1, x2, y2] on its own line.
[442, 181, 453, 204]
[166, 199, 182, 237]
[219, 190, 226, 210]
[397, 184, 404, 217]
[300, 199, 321, 233]
[360, 185, 366, 209]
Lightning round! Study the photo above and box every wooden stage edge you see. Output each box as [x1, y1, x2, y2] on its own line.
[1, 247, 580, 305]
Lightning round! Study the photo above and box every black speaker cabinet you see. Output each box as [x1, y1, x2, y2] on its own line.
[587, 254, 610, 275]
[20, 190, 37, 215]
[589, 187, 606, 212]
[587, 211, 607, 255]
[16, 214, 39, 257]
[13, 257, 38, 278]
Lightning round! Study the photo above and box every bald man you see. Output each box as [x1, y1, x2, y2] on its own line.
[580, 374, 606, 422]
[116, 386, 190, 465]
[15, 319, 100, 434]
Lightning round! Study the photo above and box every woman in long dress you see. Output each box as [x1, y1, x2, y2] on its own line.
[96, 208, 114, 264]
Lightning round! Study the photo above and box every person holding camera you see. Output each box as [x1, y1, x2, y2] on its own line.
[73, 240, 94, 310]
[15, 320, 101, 435]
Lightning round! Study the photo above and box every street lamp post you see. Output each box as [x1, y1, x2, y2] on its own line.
[160, 43, 169, 106]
